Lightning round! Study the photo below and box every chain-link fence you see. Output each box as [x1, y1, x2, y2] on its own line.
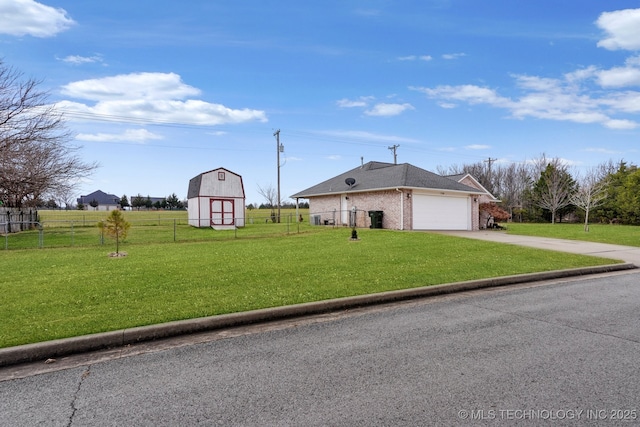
[1, 209, 382, 250]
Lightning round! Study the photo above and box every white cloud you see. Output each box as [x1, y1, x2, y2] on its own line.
[442, 53, 466, 60]
[603, 119, 637, 129]
[596, 56, 640, 87]
[412, 85, 510, 107]
[0, 0, 75, 37]
[564, 66, 599, 83]
[413, 69, 640, 130]
[57, 72, 267, 126]
[61, 72, 201, 101]
[365, 102, 414, 117]
[465, 144, 490, 150]
[596, 8, 640, 51]
[397, 55, 432, 61]
[336, 96, 374, 108]
[59, 55, 104, 65]
[76, 129, 163, 143]
[602, 91, 640, 113]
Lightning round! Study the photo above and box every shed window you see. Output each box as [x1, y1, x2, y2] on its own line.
[218, 171, 225, 181]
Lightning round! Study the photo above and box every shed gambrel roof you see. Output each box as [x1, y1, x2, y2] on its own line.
[187, 167, 244, 199]
[291, 161, 485, 198]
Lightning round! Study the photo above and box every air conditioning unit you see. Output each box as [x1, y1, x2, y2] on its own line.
[311, 214, 321, 226]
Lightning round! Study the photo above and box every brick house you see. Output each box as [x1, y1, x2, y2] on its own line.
[291, 161, 498, 230]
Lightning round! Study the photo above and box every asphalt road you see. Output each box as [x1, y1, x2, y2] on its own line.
[1, 271, 639, 426]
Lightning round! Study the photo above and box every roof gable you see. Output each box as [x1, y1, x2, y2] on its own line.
[291, 161, 484, 198]
[445, 173, 499, 201]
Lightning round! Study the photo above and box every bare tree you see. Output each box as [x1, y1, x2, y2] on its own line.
[570, 166, 609, 232]
[0, 61, 97, 208]
[499, 162, 532, 220]
[257, 183, 279, 222]
[532, 155, 575, 224]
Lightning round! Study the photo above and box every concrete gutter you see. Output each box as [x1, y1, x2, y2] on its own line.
[0, 262, 635, 368]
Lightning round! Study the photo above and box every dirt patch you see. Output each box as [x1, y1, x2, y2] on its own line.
[108, 252, 128, 258]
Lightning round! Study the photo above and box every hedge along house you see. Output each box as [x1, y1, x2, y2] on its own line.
[291, 161, 498, 231]
[187, 168, 245, 230]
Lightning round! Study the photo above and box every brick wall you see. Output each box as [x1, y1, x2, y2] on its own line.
[309, 190, 412, 230]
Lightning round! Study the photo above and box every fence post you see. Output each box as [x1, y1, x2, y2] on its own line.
[174, 219, 177, 242]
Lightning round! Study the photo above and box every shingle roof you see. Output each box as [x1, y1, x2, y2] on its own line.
[291, 161, 484, 198]
[187, 167, 242, 199]
[77, 190, 120, 205]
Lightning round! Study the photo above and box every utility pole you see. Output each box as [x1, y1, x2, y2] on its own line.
[484, 157, 497, 190]
[274, 129, 282, 223]
[484, 157, 497, 176]
[388, 144, 400, 164]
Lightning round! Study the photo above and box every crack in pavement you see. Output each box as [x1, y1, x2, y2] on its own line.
[67, 366, 91, 427]
[461, 301, 640, 345]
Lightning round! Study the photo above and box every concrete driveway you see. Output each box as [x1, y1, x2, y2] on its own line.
[436, 230, 640, 267]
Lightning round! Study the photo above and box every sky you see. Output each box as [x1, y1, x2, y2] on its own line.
[1, 0, 640, 207]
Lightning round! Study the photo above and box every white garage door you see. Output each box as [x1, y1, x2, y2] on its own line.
[413, 194, 470, 230]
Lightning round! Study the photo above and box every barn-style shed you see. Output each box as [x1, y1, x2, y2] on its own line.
[187, 168, 245, 230]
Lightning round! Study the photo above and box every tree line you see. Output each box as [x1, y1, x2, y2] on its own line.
[77, 193, 185, 211]
[439, 154, 640, 229]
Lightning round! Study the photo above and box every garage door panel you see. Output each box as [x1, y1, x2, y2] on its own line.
[413, 195, 469, 230]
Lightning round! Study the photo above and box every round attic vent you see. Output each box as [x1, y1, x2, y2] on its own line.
[345, 177, 356, 187]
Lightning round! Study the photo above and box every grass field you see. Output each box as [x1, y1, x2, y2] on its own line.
[0, 220, 622, 348]
[2, 209, 313, 249]
[506, 222, 640, 247]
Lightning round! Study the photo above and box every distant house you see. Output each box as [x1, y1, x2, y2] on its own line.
[291, 161, 498, 231]
[187, 168, 245, 230]
[77, 190, 120, 211]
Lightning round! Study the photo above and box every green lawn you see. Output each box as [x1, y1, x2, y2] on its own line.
[3, 209, 313, 249]
[0, 227, 620, 348]
[506, 222, 640, 247]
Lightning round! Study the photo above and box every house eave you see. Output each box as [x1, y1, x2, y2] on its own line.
[292, 186, 486, 199]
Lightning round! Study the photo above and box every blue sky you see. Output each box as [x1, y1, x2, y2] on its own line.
[2, 1, 640, 206]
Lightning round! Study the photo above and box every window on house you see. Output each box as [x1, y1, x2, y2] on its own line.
[218, 171, 225, 181]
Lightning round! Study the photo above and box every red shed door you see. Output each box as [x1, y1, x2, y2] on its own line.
[210, 198, 235, 226]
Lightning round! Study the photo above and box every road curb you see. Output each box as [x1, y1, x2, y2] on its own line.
[0, 262, 635, 368]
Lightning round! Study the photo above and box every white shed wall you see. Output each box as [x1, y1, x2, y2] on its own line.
[188, 169, 245, 228]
